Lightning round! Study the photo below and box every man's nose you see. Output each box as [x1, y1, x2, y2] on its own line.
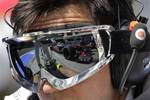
[40, 81, 57, 94]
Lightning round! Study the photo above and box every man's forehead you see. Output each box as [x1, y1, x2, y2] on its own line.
[11, 0, 113, 35]
[27, 3, 92, 32]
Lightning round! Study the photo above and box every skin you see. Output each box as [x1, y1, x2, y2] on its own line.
[39, 66, 119, 100]
[30, 3, 121, 100]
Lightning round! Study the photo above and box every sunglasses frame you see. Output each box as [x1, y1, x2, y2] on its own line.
[4, 25, 115, 92]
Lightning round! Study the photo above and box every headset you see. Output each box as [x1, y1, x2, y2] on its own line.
[108, 0, 150, 99]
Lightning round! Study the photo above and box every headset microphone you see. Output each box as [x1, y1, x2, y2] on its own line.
[119, 21, 150, 94]
[128, 22, 150, 82]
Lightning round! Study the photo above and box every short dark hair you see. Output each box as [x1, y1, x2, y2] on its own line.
[10, 0, 136, 89]
[11, 0, 135, 34]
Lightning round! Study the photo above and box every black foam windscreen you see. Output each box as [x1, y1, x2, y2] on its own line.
[110, 54, 131, 89]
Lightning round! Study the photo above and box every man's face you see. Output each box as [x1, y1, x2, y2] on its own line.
[8, 1, 118, 100]
[30, 3, 94, 95]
